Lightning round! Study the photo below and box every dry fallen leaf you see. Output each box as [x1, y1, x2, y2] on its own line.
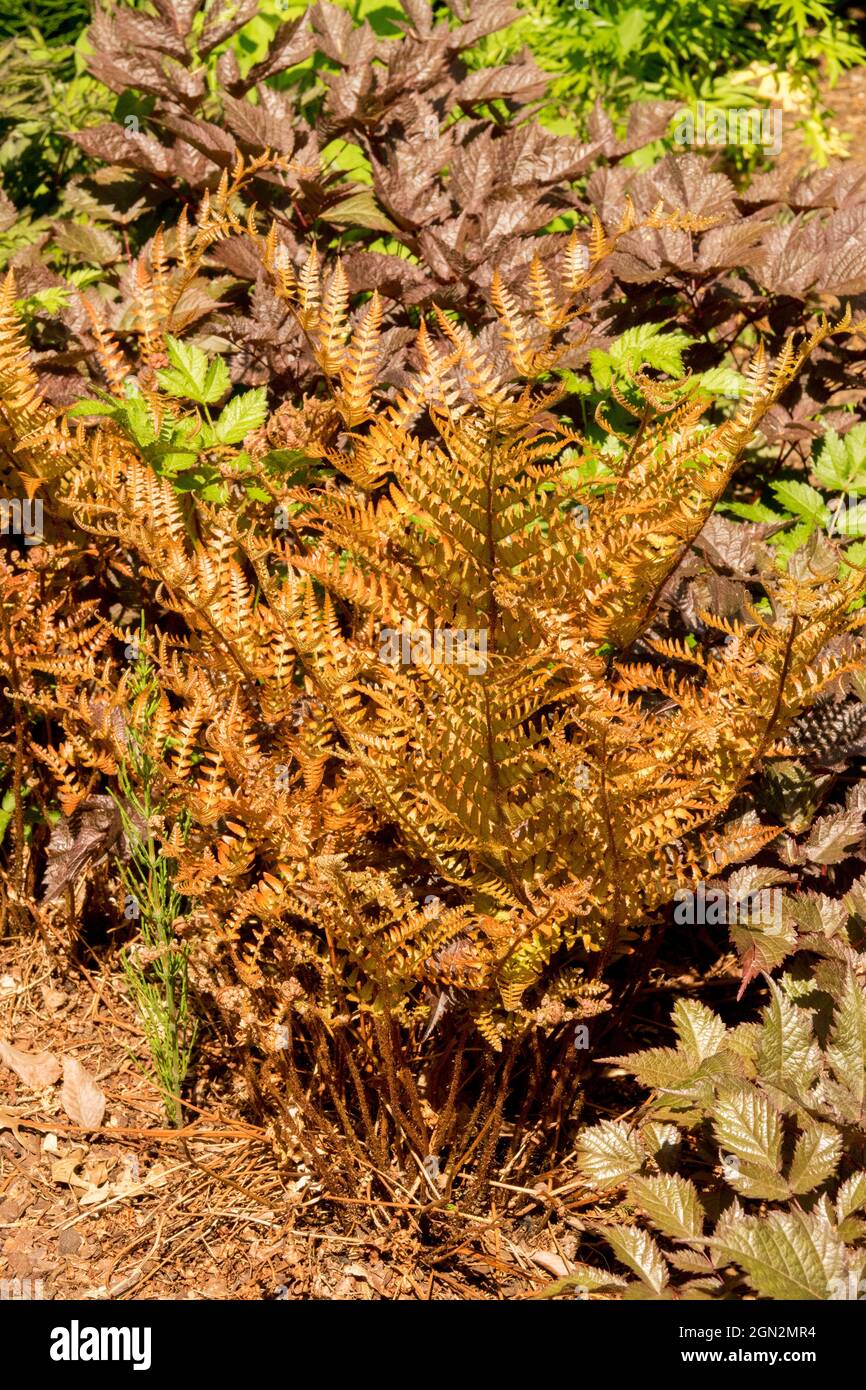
[530, 1249, 572, 1279]
[50, 1147, 88, 1186]
[78, 1182, 112, 1208]
[0, 1039, 61, 1089]
[41, 986, 67, 1014]
[61, 1057, 106, 1130]
[0, 1107, 23, 1141]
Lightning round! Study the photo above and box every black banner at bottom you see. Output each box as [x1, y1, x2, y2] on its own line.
[0, 1293, 860, 1378]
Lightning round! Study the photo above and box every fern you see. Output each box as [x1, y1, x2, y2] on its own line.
[2, 191, 865, 1202]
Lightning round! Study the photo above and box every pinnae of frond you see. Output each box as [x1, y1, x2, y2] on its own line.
[616, 193, 636, 235]
[336, 290, 383, 427]
[490, 270, 535, 375]
[80, 297, 129, 393]
[150, 227, 171, 327]
[134, 257, 160, 364]
[297, 245, 321, 334]
[316, 259, 350, 379]
[587, 213, 608, 266]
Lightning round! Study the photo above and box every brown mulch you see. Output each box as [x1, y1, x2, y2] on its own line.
[0, 933, 597, 1301]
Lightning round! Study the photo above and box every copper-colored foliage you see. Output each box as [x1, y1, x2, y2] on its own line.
[2, 180, 865, 1193]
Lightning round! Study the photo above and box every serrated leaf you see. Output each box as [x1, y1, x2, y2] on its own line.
[609, 1046, 732, 1103]
[712, 1078, 783, 1168]
[711, 1207, 846, 1300]
[628, 1173, 704, 1241]
[756, 984, 820, 1098]
[124, 394, 159, 449]
[787, 1121, 841, 1194]
[642, 1121, 681, 1172]
[604, 1225, 669, 1293]
[590, 321, 693, 389]
[724, 500, 782, 524]
[214, 388, 268, 445]
[731, 916, 797, 986]
[771, 480, 829, 525]
[157, 335, 229, 405]
[575, 1120, 644, 1186]
[815, 425, 866, 492]
[672, 998, 726, 1066]
[323, 190, 397, 233]
[668, 1247, 717, 1274]
[826, 970, 866, 1116]
[803, 804, 866, 865]
[836, 1171, 866, 1221]
[201, 355, 231, 405]
[830, 499, 866, 537]
[694, 365, 745, 399]
[67, 399, 121, 419]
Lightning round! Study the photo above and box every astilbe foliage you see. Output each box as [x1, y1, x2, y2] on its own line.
[15, 0, 852, 419]
[3, 185, 866, 1203]
[9, 0, 866, 469]
[568, 885, 866, 1301]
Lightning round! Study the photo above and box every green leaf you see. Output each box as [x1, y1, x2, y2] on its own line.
[756, 985, 820, 1097]
[672, 999, 726, 1066]
[124, 394, 159, 449]
[214, 387, 268, 446]
[712, 1082, 788, 1198]
[322, 189, 397, 233]
[67, 398, 120, 419]
[575, 1119, 644, 1186]
[604, 1225, 669, 1294]
[814, 424, 866, 492]
[723, 500, 781, 524]
[157, 335, 229, 405]
[693, 365, 746, 399]
[841, 538, 866, 574]
[773, 519, 817, 563]
[557, 367, 592, 397]
[590, 321, 694, 390]
[830, 499, 866, 537]
[614, 7, 649, 61]
[771, 479, 829, 525]
[609, 1045, 730, 1099]
[836, 1171, 866, 1221]
[200, 482, 229, 503]
[788, 1121, 841, 1194]
[730, 915, 797, 979]
[201, 355, 231, 405]
[711, 1207, 846, 1300]
[628, 1173, 704, 1241]
[826, 970, 866, 1115]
